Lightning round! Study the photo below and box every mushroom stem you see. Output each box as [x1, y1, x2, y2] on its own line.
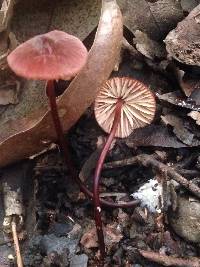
[93, 99, 123, 262]
[46, 82, 138, 209]
[46, 80, 76, 178]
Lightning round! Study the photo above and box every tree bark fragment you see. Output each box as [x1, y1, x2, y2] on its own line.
[165, 4, 200, 66]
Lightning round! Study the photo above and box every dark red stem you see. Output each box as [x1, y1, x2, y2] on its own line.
[46, 81, 139, 209]
[46, 80, 76, 177]
[93, 100, 123, 262]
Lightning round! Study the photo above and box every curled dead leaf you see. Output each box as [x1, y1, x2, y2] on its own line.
[0, 0, 123, 167]
[173, 65, 200, 97]
[188, 111, 200, 125]
[157, 91, 200, 111]
[80, 223, 123, 249]
[80, 226, 98, 249]
[0, 75, 20, 105]
[133, 30, 166, 60]
[126, 125, 187, 148]
[161, 114, 200, 146]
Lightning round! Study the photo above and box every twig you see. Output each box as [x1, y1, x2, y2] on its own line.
[139, 249, 200, 267]
[11, 219, 23, 267]
[104, 156, 138, 169]
[104, 154, 200, 199]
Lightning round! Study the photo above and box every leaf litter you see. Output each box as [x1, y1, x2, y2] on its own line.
[1, 0, 200, 267]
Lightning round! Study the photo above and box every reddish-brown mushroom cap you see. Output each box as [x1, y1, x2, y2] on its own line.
[94, 77, 156, 138]
[7, 30, 88, 81]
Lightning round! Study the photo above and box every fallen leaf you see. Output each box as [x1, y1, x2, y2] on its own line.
[0, 72, 20, 105]
[118, 0, 184, 40]
[80, 227, 98, 249]
[161, 114, 200, 146]
[181, 75, 200, 98]
[189, 87, 200, 105]
[126, 125, 187, 148]
[0, 31, 18, 70]
[117, 209, 129, 227]
[188, 111, 200, 125]
[0, 0, 15, 32]
[80, 223, 123, 249]
[0, 0, 123, 167]
[79, 138, 116, 183]
[12, 0, 101, 43]
[133, 30, 166, 60]
[79, 149, 101, 183]
[157, 91, 200, 111]
[105, 223, 123, 247]
[173, 66, 200, 97]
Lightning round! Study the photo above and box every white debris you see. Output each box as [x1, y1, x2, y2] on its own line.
[131, 179, 162, 213]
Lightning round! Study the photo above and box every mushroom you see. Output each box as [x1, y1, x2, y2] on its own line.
[93, 76, 156, 261]
[7, 31, 139, 211]
[7, 30, 88, 165]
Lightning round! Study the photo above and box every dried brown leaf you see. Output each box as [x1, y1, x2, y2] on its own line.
[133, 30, 166, 60]
[0, 0, 15, 32]
[188, 111, 200, 125]
[126, 125, 187, 148]
[80, 223, 123, 249]
[0, 79, 19, 105]
[12, 0, 100, 43]
[0, 0, 123, 167]
[80, 226, 98, 249]
[157, 91, 200, 111]
[161, 114, 200, 146]
[118, 0, 184, 40]
[173, 66, 200, 97]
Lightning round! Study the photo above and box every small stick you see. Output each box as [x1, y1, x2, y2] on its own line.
[11, 219, 23, 267]
[104, 154, 200, 199]
[139, 249, 200, 267]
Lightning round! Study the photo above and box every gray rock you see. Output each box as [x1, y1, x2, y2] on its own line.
[41, 223, 82, 259]
[168, 196, 200, 243]
[70, 254, 88, 267]
[48, 222, 73, 237]
[24, 224, 82, 266]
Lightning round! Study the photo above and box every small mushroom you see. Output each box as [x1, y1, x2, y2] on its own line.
[7, 30, 88, 80]
[7, 30, 88, 163]
[93, 77, 156, 261]
[94, 76, 155, 138]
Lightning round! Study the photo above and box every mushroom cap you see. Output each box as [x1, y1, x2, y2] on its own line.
[7, 30, 88, 80]
[94, 77, 156, 138]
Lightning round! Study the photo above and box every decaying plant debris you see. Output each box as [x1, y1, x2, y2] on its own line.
[1, 0, 200, 266]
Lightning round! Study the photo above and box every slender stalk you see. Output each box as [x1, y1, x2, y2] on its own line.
[93, 100, 123, 262]
[11, 218, 23, 267]
[46, 80, 76, 177]
[46, 81, 138, 208]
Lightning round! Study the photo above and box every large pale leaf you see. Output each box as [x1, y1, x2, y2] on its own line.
[0, 0, 123, 167]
